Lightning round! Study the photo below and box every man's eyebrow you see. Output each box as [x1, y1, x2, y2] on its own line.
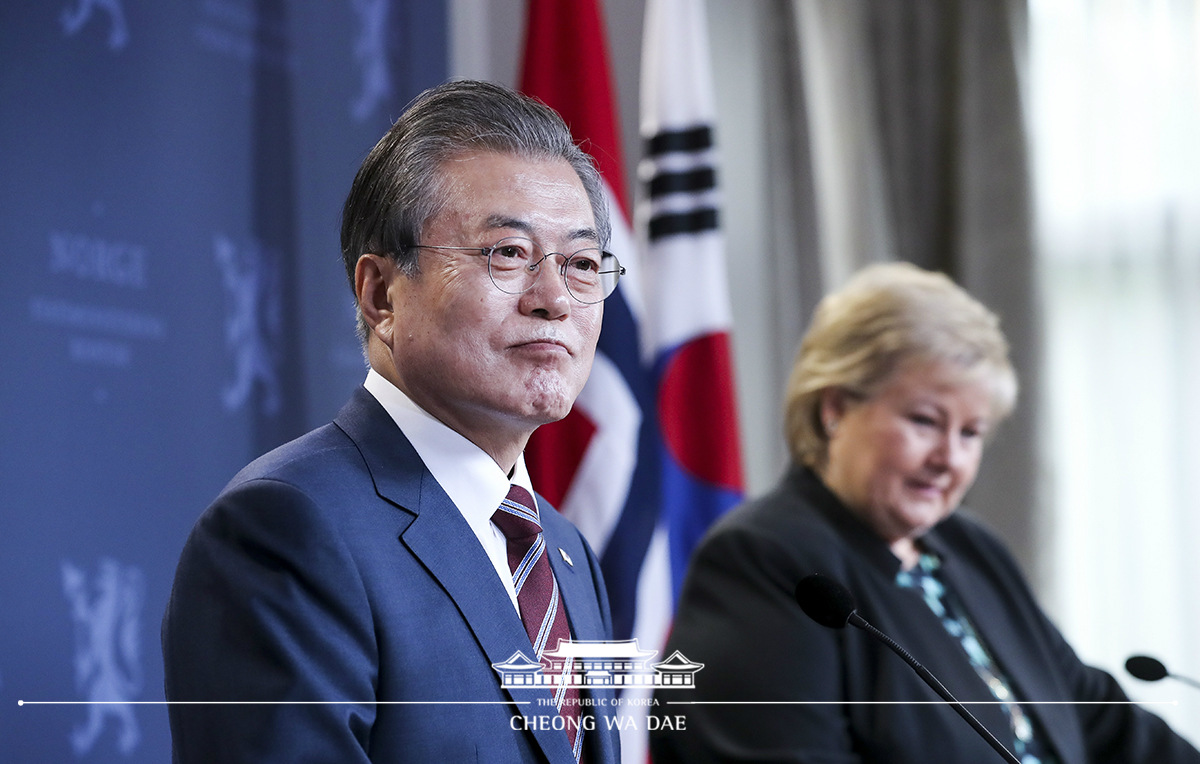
[485, 215, 533, 235]
[484, 215, 600, 245]
[569, 227, 601, 244]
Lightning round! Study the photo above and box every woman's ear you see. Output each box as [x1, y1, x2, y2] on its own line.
[819, 388, 847, 437]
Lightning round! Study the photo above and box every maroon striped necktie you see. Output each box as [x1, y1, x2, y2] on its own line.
[492, 484, 584, 762]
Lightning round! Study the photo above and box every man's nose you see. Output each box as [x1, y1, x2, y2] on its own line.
[519, 256, 572, 319]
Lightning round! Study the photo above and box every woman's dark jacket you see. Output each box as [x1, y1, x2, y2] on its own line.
[650, 465, 1199, 764]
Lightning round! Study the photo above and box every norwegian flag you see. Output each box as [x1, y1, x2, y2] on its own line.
[520, 0, 655, 642]
[521, 0, 742, 760]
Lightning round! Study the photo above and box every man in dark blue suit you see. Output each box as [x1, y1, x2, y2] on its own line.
[162, 80, 624, 764]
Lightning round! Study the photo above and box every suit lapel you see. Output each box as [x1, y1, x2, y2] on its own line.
[335, 388, 579, 764]
[543, 514, 603, 644]
[542, 509, 618, 764]
[402, 488, 578, 763]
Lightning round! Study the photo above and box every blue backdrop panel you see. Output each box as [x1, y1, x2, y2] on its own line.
[0, 2, 446, 760]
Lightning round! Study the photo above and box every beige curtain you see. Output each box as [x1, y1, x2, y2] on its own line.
[767, 0, 1046, 580]
[759, 0, 1199, 744]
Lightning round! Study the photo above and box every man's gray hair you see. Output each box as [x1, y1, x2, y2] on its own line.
[340, 79, 611, 341]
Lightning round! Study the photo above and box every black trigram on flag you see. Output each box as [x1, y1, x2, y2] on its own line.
[645, 125, 719, 242]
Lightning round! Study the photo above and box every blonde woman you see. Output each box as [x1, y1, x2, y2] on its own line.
[651, 263, 1198, 764]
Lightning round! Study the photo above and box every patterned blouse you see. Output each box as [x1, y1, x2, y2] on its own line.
[895, 552, 1060, 764]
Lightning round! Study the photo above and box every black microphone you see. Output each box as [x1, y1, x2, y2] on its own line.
[795, 574, 1021, 764]
[1126, 655, 1200, 691]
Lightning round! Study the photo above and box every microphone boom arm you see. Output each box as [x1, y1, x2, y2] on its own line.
[849, 613, 1022, 764]
[1172, 675, 1200, 692]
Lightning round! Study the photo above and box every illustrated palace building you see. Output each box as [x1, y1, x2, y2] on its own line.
[491, 639, 704, 689]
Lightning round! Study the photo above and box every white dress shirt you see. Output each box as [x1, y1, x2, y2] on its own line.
[363, 369, 530, 614]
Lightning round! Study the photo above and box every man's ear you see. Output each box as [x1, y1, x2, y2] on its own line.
[355, 254, 396, 344]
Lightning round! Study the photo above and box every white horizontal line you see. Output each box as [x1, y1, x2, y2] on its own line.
[19, 700, 525, 706]
[668, 701, 1178, 706]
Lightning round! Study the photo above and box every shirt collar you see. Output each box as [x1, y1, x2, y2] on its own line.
[363, 369, 538, 532]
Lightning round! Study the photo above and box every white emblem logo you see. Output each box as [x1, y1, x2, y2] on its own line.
[61, 0, 129, 51]
[61, 558, 145, 755]
[491, 639, 704, 689]
[215, 234, 283, 416]
[349, 0, 391, 122]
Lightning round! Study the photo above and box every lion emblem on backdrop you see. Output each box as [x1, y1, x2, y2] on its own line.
[350, 0, 391, 122]
[215, 233, 283, 416]
[61, 558, 145, 755]
[61, 0, 129, 51]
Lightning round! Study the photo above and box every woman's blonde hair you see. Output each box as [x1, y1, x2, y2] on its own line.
[785, 262, 1018, 468]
